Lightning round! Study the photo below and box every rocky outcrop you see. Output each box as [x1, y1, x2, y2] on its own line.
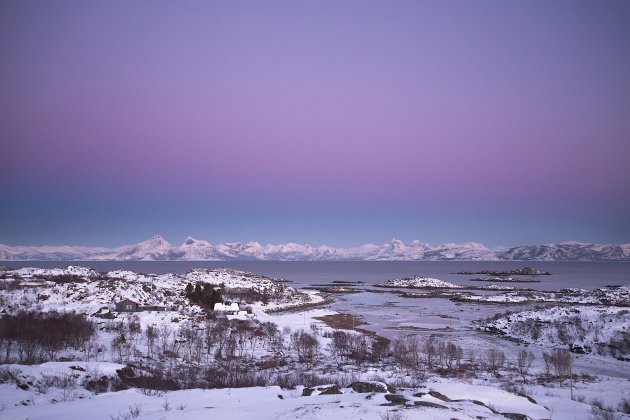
[350, 381, 388, 393]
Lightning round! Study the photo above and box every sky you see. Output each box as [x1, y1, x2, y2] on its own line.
[1, 0, 629, 248]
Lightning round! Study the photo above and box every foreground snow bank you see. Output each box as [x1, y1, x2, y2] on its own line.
[0, 379, 557, 420]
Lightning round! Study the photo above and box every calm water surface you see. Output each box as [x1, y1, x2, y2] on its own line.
[1, 261, 628, 290]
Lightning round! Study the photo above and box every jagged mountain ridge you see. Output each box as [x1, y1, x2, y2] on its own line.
[0, 236, 628, 261]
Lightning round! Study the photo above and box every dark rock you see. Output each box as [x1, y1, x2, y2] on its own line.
[350, 381, 388, 393]
[515, 392, 537, 404]
[18, 383, 29, 391]
[501, 413, 530, 420]
[414, 401, 448, 409]
[384, 394, 408, 405]
[413, 392, 426, 398]
[428, 390, 452, 402]
[470, 400, 498, 413]
[569, 344, 591, 354]
[302, 384, 342, 396]
[69, 365, 86, 372]
[277, 394, 283, 399]
[319, 385, 342, 395]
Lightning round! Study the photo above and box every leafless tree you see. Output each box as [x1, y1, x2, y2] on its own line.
[291, 330, 319, 367]
[145, 325, 157, 358]
[543, 348, 572, 385]
[393, 335, 421, 370]
[516, 349, 535, 380]
[485, 348, 505, 374]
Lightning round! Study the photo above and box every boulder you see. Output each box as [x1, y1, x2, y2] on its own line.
[414, 401, 448, 409]
[302, 384, 342, 396]
[350, 381, 388, 393]
[384, 394, 408, 405]
[428, 390, 453, 402]
[319, 385, 342, 395]
[501, 413, 530, 420]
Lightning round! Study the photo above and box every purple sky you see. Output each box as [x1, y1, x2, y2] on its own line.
[1, 0, 629, 247]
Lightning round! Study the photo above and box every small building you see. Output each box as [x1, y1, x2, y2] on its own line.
[115, 298, 140, 312]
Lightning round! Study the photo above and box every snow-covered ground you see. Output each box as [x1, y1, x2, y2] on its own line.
[1, 266, 630, 420]
[481, 305, 630, 356]
[1, 368, 629, 419]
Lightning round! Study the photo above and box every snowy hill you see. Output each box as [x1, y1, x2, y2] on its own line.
[0, 237, 628, 261]
[0, 266, 314, 316]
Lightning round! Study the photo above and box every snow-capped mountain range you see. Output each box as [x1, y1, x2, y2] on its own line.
[1, 236, 629, 261]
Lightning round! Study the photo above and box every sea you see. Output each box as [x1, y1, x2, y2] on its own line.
[1, 260, 628, 291]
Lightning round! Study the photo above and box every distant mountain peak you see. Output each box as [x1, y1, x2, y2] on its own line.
[183, 236, 207, 246]
[0, 237, 628, 261]
[145, 234, 169, 245]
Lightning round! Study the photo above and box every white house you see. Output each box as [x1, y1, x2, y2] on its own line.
[214, 302, 239, 313]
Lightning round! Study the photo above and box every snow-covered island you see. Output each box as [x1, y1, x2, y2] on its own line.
[457, 267, 552, 276]
[470, 276, 541, 283]
[453, 286, 630, 306]
[376, 276, 463, 289]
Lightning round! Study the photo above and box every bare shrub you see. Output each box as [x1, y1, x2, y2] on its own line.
[128, 404, 141, 419]
[108, 404, 143, 420]
[591, 398, 605, 410]
[618, 398, 630, 414]
[380, 409, 407, 420]
[591, 406, 619, 420]
[574, 394, 587, 403]
[162, 399, 171, 411]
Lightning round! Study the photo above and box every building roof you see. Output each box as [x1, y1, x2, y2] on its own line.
[116, 298, 139, 305]
[214, 302, 239, 312]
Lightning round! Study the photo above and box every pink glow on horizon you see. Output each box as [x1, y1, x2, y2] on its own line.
[1, 1, 629, 245]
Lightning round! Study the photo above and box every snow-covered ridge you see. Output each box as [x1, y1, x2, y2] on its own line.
[0, 266, 314, 316]
[1, 236, 629, 261]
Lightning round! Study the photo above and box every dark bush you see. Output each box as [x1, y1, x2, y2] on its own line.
[0, 310, 95, 364]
